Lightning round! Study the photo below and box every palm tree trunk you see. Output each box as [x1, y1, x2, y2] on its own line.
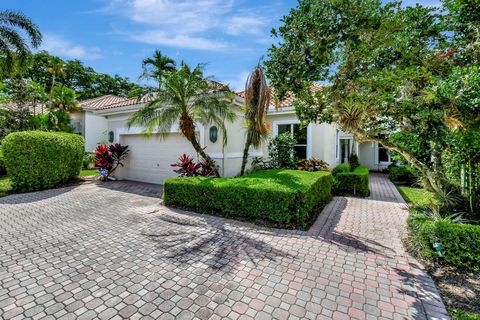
[189, 136, 220, 177]
[240, 136, 251, 176]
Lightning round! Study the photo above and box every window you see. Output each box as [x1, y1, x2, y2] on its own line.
[378, 143, 390, 163]
[276, 123, 307, 159]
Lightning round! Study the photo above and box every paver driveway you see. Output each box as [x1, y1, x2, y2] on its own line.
[0, 174, 448, 320]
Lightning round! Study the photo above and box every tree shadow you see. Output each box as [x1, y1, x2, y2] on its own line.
[96, 180, 163, 199]
[0, 184, 80, 204]
[141, 209, 295, 274]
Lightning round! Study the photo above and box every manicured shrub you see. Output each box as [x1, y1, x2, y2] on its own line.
[2, 131, 84, 192]
[388, 163, 417, 184]
[331, 163, 350, 175]
[82, 152, 95, 169]
[407, 215, 480, 271]
[164, 169, 334, 229]
[333, 165, 369, 196]
[348, 153, 360, 171]
[0, 148, 6, 177]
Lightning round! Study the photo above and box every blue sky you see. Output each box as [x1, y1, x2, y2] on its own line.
[3, 0, 440, 91]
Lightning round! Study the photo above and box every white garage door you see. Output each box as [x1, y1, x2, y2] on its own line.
[118, 133, 197, 184]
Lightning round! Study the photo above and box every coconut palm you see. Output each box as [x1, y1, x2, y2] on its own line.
[0, 10, 42, 71]
[140, 50, 175, 88]
[128, 62, 236, 177]
[240, 65, 271, 175]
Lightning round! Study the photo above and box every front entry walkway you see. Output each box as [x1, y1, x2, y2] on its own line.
[0, 175, 448, 319]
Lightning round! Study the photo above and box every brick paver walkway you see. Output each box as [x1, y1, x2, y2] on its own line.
[0, 174, 448, 319]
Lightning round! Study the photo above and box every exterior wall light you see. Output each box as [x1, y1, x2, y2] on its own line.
[108, 131, 114, 143]
[209, 126, 218, 143]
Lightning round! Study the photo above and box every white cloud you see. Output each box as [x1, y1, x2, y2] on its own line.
[104, 0, 270, 50]
[225, 16, 266, 36]
[131, 31, 228, 50]
[40, 34, 102, 60]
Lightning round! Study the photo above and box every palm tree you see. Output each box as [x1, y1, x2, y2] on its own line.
[128, 63, 236, 177]
[140, 50, 175, 88]
[47, 56, 65, 94]
[240, 65, 271, 175]
[0, 10, 42, 71]
[49, 86, 79, 112]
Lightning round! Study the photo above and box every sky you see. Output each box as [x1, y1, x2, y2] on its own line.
[3, 0, 441, 91]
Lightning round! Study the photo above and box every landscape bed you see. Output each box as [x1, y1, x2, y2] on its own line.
[163, 169, 334, 229]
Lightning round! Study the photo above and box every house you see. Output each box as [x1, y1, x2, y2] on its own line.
[78, 86, 391, 184]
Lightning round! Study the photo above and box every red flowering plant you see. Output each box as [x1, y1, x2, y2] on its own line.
[171, 154, 216, 177]
[94, 143, 129, 180]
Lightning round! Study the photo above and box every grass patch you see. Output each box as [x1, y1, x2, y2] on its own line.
[0, 176, 11, 197]
[164, 169, 334, 229]
[79, 169, 98, 177]
[397, 185, 436, 206]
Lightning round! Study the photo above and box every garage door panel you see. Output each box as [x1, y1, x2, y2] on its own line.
[118, 133, 196, 184]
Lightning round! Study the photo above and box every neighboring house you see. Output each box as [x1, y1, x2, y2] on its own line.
[71, 95, 123, 151]
[82, 86, 391, 184]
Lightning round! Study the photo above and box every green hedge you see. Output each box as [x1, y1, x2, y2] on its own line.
[388, 164, 417, 184]
[333, 165, 369, 197]
[0, 148, 6, 177]
[2, 131, 84, 192]
[407, 215, 480, 270]
[164, 169, 334, 229]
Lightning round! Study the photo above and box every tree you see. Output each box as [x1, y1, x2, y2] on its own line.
[140, 50, 176, 88]
[128, 62, 236, 177]
[240, 65, 271, 175]
[266, 0, 455, 194]
[46, 56, 65, 93]
[0, 10, 42, 72]
[49, 86, 79, 112]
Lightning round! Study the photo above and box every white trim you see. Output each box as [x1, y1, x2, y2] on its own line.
[114, 124, 205, 146]
[207, 151, 263, 159]
[307, 125, 312, 159]
[272, 119, 312, 158]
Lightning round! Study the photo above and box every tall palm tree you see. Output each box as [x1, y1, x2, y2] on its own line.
[47, 56, 65, 94]
[128, 63, 236, 177]
[49, 86, 79, 112]
[240, 65, 271, 175]
[0, 10, 42, 71]
[140, 50, 175, 88]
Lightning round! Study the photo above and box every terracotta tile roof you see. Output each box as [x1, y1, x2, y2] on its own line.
[95, 96, 146, 110]
[79, 95, 129, 110]
[236, 83, 326, 109]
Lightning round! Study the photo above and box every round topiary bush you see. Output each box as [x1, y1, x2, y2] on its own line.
[2, 131, 84, 192]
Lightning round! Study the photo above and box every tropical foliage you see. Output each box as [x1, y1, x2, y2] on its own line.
[266, 0, 480, 219]
[171, 154, 216, 177]
[268, 132, 296, 169]
[0, 10, 42, 73]
[128, 62, 236, 177]
[140, 50, 175, 88]
[93, 143, 129, 180]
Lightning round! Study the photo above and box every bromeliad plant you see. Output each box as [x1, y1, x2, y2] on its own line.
[297, 157, 329, 172]
[93, 143, 129, 180]
[171, 154, 216, 177]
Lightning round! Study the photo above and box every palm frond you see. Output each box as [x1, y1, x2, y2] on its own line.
[0, 10, 42, 48]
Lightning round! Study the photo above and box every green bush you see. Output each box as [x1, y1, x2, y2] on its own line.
[332, 163, 350, 175]
[388, 164, 417, 184]
[2, 131, 84, 192]
[407, 215, 480, 270]
[164, 169, 334, 229]
[268, 133, 296, 168]
[0, 148, 6, 177]
[333, 165, 369, 197]
[348, 154, 360, 171]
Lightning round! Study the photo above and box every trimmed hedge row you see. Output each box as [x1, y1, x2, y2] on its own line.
[2, 131, 84, 192]
[0, 148, 6, 177]
[164, 169, 334, 229]
[333, 165, 370, 197]
[407, 215, 480, 270]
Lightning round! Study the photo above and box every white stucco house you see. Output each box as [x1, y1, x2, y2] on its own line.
[74, 86, 391, 184]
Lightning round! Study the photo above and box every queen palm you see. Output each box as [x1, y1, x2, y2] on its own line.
[140, 50, 176, 88]
[240, 65, 271, 175]
[0, 10, 42, 71]
[128, 62, 236, 177]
